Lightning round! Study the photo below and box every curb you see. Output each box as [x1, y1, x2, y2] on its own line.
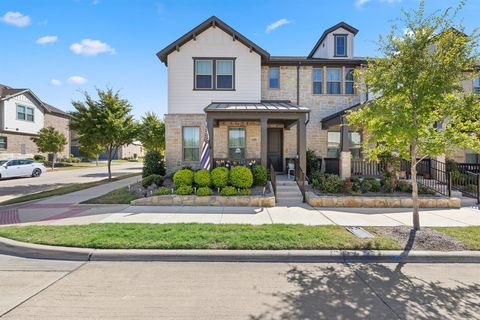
[1, 236, 480, 263]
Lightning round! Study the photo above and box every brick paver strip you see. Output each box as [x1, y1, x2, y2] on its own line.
[20, 203, 74, 209]
[0, 210, 20, 225]
[40, 208, 91, 222]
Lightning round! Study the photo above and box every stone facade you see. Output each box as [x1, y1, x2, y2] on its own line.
[44, 113, 70, 157]
[0, 132, 38, 159]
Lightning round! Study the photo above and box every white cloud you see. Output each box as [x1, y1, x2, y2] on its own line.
[69, 39, 116, 56]
[67, 76, 88, 85]
[265, 19, 292, 34]
[356, 0, 401, 8]
[0, 11, 31, 27]
[36, 35, 58, 45]
[50, 79, 62, 86]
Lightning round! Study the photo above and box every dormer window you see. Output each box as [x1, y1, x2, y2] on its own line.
[334, 35, 347, 57]
[474, 76, 480, 94]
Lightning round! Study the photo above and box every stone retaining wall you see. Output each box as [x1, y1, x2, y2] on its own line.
[305, 191, 461, 208]
[131, 194, 275, 207]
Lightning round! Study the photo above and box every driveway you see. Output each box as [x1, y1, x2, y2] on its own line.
[0, 162, 142, 203]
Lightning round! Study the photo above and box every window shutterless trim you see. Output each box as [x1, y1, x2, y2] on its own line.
[344, 67, 355, 95]
[228, 126, 246, 159]
[333, 34, 348, 57]
[0, 136, 7, 150]
[182, 126, 200, 162]
[312, 67, 323, 95]
[16, 104, 35, 122]
[193, 57, 236, 91]
[268, 66, 280, 89]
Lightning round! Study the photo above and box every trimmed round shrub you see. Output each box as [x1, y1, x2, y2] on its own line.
[176, 185, 193, 195]
[252, 165, 267, 186]
[173, 169, 194, 187]
[155, 186, 171, 195]
[343, 179, 353, 194]
[142, 174, 164, 188]
[220, 186, 237, 196]
[230, 166, 253, 189]
[322, 174, 343, 193]
[211, 167, 229, 189]
[237, 188, 251, 196]
[142, 151, 166, 178]
[196, 186, 213, 196]
[396, 180, 412, 193]
[361, 178, 381, 193]
[194, 169, 211, 187]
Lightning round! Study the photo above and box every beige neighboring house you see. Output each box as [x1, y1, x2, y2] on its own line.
[70, 135, 144, 160]
[0, 84, 70, 160]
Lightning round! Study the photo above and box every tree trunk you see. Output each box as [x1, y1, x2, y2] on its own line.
[410, 147, 420, 230]
[107, 148, 112, 180]
[51, 153, 56, 171]
[95, 155, 99, 167]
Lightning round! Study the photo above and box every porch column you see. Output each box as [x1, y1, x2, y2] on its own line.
[339, 117, 351, 179]
[296, 114, 307, 174]
[206, 116, 214, 170]
[260, 117, 268, 168]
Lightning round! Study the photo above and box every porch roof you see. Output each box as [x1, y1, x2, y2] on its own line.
[321, 103, 363, 129]
[204, 100, 310, 113]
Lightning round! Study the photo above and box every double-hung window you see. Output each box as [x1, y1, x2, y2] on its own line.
[327, 68, 342, 94]
[349, 132, 361, 159]
[345, 68, 355, 94]
[312, 68, 323, 94]
[334, 35, 347, 57]
[195, 60, 213, 89]
[327, 131, 341, 158]
[194, 58, 235, 90]
[183, 127, 200, 161]
[474, 76, 480, 94]
[228, 128, 245, 159]
[216, 60, 234, 89]
[0, 137, 6, 150]
[17, 106, 35, 122]
[268, 67, 280, 89]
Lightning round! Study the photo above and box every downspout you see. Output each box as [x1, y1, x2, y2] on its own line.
[296, 62, 300, 105]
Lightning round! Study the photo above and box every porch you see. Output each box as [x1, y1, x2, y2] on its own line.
[205, 101, 310, 174]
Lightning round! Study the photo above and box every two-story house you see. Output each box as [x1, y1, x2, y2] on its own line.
[157, 16, 479, 177]
[0, 84, 70, 160]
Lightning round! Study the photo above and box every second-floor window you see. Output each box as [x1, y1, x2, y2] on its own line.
[194, 58, 235, 90]
[17, 105, 34, 122]
[334, 35, 347, 57]
[345, 68, 355, 94]
[312, 68, 323, 94]
[474, 76, 480, 94]
[269, 67, 280, 89]
[327, 68, 341, 94]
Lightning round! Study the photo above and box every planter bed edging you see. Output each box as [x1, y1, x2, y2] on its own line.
[131, 194, 275, 207]
[305, 191, 460, 208]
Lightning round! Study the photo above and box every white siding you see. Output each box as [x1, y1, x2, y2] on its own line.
[167, 27, 262, 114]
[312, 27, 355, 59]
[2, 94, 45, 134]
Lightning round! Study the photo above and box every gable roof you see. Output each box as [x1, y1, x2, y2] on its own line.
[156, 16, 270, 65]
[307, 22, 359, 58]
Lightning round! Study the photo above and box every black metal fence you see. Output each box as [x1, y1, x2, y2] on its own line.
[294, 159, 306, 202]
[269, 161, 277, 203]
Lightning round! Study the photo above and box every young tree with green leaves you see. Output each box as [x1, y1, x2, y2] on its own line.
[78, 140, 104, 166]
[138, 112, 165, 153]
[348, 1, 480, 230]
[32, 127, 67, 170]
[70, 88, 139, 179]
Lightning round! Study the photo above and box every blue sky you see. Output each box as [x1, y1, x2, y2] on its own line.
[0, 0, 478, 118]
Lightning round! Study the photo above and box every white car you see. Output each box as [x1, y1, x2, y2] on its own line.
[0, 159, 46, 179]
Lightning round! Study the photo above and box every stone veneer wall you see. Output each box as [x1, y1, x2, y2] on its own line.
[44, 113, 70, 157]
[0, 132, 38, 159]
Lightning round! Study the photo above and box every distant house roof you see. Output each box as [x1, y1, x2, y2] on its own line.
[204, 100, 310, 113]
[156, 16, 270, 65]
[307, 22, 359, 59]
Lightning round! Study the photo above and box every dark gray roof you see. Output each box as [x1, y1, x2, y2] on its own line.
[43, 102, 70, 117]
[204, 100, 310, 113]
[308, 22, 359, 59]
[156, 16, 270, 65]
[321, 102, 363, 129]
[267, 56, 366, 65]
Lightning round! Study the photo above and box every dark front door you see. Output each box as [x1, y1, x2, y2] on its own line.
[268, 128, 283, 172]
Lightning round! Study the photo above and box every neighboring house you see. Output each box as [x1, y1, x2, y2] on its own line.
[70, 137, 144, 160]
[0, 84, 70, 160]
[157, 16, 479, 176]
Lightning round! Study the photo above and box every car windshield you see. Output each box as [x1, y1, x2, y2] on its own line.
[0, 160, 8, 165]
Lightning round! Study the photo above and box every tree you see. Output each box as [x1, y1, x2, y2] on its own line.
[79, 140, 104, 166]
[347, 0, 480, 230]
[70, 88, 139, 179]
[32, 127, 67, 170]
[138, 112, 165, 153]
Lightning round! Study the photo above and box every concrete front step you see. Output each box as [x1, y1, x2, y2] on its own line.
[276, 190, 303, 197]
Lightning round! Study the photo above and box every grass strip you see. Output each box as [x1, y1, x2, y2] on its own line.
[82, 186, 141, 204]
[434, 226, 480, 250]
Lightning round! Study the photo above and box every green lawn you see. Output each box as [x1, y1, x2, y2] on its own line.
[82, 186, 141, 204]
[0, 224, 402, 250]
[0, 173, 141, 206]
[434, 226, 480, 250]
[47, 160, 141, 172]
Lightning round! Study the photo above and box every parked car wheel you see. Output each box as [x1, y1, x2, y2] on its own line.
[31, 168, 42, 177]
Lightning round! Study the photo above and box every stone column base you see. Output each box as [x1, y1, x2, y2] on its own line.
[339, 151, 352, 179]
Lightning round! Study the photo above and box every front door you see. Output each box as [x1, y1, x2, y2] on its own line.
[268, 128, 283, 172]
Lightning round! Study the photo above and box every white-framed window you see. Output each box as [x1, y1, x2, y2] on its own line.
[194, 58, 235, 90]
[474, 76, 480, 94]
[327, 131, 341, 158]
[0, 136, 6, 149]
[183, 127, 200, 161]
[194, 60, 213, 89]
[349, 132, 362, 159]
[312, 68, 323, 94]
[327, 68, 342, 94]
[345, 68, 355, 94]
[216, 60, 234, 89]
[334, 35, 347, 57]
[268, 67, 280, 89]
[17, 105, 34, 122]
[228, 127, 245, 159]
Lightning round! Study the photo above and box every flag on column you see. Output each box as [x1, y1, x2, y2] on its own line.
[200, 123, 211, 170]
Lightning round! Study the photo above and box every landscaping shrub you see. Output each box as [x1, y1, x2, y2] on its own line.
[220, 186, 237, 196]
[173, 169, 194, 187]
[252, 165, 267, 186]
[141, 174, 164, 188]
[350, 177, 362, 192]
[142, 151, 165, 177]
[230, 166, 253, 189]
[155, 187, 171, 196]
[237, 188, 251, 196]
[361, 178, 381, 193]
[194, 169, 211, 187]
[175, 185, 193, 195]
[343, 179, 353, 194]
[418, 185, 436, 195]
[310, 172, 324, 190]
[396, 180, 412, 193]
[211, 167, 229, 188]
[196, 186, 213, 196]
[322, 175, 343, 193]
[34, 154, 45, 161]
[306, 150, 321, 179]
[381, 179, 396, 193]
